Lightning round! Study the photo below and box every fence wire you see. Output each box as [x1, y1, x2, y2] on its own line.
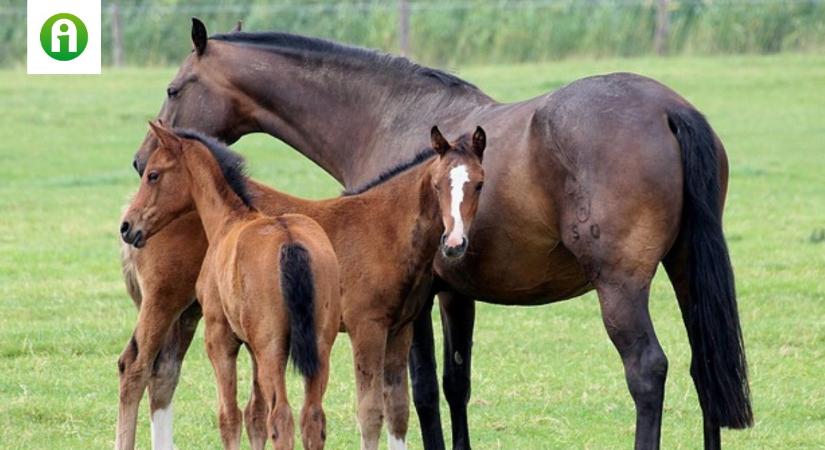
[2, 0, 824, 67]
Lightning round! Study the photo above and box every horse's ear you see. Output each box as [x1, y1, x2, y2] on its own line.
[431, 126, 450, 156]
[472, 126, 486, 160]
[191, 17, 208, 56]
[230, 20, 242, 33]
[148, 121, 181, 153]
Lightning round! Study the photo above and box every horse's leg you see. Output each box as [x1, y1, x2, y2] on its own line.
[594, 273, 667, 450]
[409, 295, 446, 450]
[204, 313, 243, 450]
[383, 324, 414, 450]
[348, 318, 388, 450]
[663, 239, 722, 450]
[438, 290, 475, 450]
[254, 345, 294, 450]
[244, 350, 269, 450]
[146, 302, 201, 450]
[116, 288, 193, 450]
[300, 346, 331, 450]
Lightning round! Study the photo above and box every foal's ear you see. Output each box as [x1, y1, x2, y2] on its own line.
[191, 17, 208, 56]
[148, 121, 181, 153]
[471, 126, 486, 160]
[230, 20, 242, 33]
[431, 126, 451, 156]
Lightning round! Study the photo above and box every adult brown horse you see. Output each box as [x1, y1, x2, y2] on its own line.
[122, 19, 751, 450]
[122, 122, 342, 450]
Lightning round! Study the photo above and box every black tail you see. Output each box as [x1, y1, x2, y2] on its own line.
[279, 243, 320, 378]
[668, 108, 753, 429]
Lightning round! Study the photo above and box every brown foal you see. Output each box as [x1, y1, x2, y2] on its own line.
[117, 125, 485, 450]
[120, 122, 341, 449]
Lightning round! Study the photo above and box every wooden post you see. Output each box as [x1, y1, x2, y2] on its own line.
[654, 0, 670, 56]
[399, 0, 410, 57]
[111, 1, 124, 66]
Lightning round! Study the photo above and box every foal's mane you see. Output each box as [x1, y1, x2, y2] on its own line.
[173, 129, 253, 207]
[210, 31, 479, 91]
[343, 149, 436, 196]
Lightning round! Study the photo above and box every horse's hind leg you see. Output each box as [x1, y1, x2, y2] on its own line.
[204, 312, 243, 450]
[254, 345, 294, 450]
[663, 240, 721, 450]
[244, 351, 269, 450]
[300, 348, 331, 450]
[146, 302, 201, 450]
[595, 272, 668, 450]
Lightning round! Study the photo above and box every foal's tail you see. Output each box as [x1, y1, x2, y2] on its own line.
[668, 107, 753, 429]
[280, 243, 320, 378]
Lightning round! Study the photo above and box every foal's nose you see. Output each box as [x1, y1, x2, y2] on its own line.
[120, 221, 131, 240]
[441, 234, 468, 258]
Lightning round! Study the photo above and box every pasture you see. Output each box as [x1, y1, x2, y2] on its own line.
[1, 54, 824, 448]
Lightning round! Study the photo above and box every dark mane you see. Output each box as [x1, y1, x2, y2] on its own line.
[210, 31, 478, 90]
[173, 129, 253, 207]
[343, 149, 436, 196]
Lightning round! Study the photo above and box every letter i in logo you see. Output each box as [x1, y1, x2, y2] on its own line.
[27, 0, 101, 74]
[41, 13, 88, 61]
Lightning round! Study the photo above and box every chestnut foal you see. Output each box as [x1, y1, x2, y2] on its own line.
[121, 122, 341, 449]
[117, 124, 485, 450]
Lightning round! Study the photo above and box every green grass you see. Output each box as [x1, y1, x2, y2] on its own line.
[1, 53, 824, 448]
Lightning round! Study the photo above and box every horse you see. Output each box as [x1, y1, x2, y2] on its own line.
[123, 19, 751, 450]
[117, 123, 486, 450]
[120, 122, 342, 449]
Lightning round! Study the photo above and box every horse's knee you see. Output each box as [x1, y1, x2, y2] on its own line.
[118, 335, 139, 375]
[442, 365, 471, 406]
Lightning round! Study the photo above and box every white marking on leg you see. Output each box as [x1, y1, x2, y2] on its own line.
[151, 405, 174, 450]
[388, 433, 407, 450]
[447, 164, 470, 247]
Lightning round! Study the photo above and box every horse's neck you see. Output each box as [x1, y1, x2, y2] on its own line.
[225, 46, 493, 188]
[183, 150, 253, 244]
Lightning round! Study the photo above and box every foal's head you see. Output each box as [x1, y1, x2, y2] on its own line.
[121, 122, 248, 248]
[429, 126, 486, 260]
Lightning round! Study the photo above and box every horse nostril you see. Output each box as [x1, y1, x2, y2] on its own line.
[132, 158, 138, 172]
[459, 237, 468, 250]
[441, 234, 447, 246]
[120, 221, 131, 236]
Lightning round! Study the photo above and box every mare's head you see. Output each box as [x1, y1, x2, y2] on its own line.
[429, 126, 486, 260]
[133, 18, 251, 175]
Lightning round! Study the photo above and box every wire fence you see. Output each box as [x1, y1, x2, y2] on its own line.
[2, 0, 824, 67]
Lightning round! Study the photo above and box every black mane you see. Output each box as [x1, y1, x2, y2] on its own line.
[343, 149, 436, 196]
[173, 129, 253, 207]
[210, 31, 478, 90]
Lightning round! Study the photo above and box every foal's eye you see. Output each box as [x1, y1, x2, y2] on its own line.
[147, 171, 160, 183]
[166, 87, 179, 98]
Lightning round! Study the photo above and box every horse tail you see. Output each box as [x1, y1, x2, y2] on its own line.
[668, 107, 753, 429]
[279, 242, 320, 379]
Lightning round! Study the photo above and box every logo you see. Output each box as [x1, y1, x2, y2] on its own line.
[40, 13, 88, 61]
[27, 0, 101, 74]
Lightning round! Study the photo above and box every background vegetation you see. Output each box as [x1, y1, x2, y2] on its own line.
[1, 54, 824, 448]
[2, 0, 825, 67]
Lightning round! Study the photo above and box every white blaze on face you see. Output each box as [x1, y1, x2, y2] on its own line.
[446, 164, 470, 248]
[150, 405, 174, 450]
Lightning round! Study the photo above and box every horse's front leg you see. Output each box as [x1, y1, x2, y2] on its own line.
[383, 324, 414, 450]
[347, 317, 389, 450]
[146, 302, 201, 450]
[438, 290, 475, 450]
[409, 295, 446, 450]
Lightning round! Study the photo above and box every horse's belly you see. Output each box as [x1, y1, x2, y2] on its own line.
[435, 223, 591, 305]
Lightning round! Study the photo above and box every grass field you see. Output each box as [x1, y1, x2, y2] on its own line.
[1, 54, 824, 449]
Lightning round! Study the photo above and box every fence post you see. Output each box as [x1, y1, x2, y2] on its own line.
[654, 0, 670, 55]
[399, 0, 410, 57]
[111, 1, 124, 66]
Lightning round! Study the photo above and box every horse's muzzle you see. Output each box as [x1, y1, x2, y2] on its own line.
[120, 221, 146, 248]
[441, 235, 468, 259]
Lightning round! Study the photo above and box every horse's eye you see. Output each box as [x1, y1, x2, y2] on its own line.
[475, 182, 483, 192]
[147, 171, 160, 183]
[166, 87, 179, 98]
